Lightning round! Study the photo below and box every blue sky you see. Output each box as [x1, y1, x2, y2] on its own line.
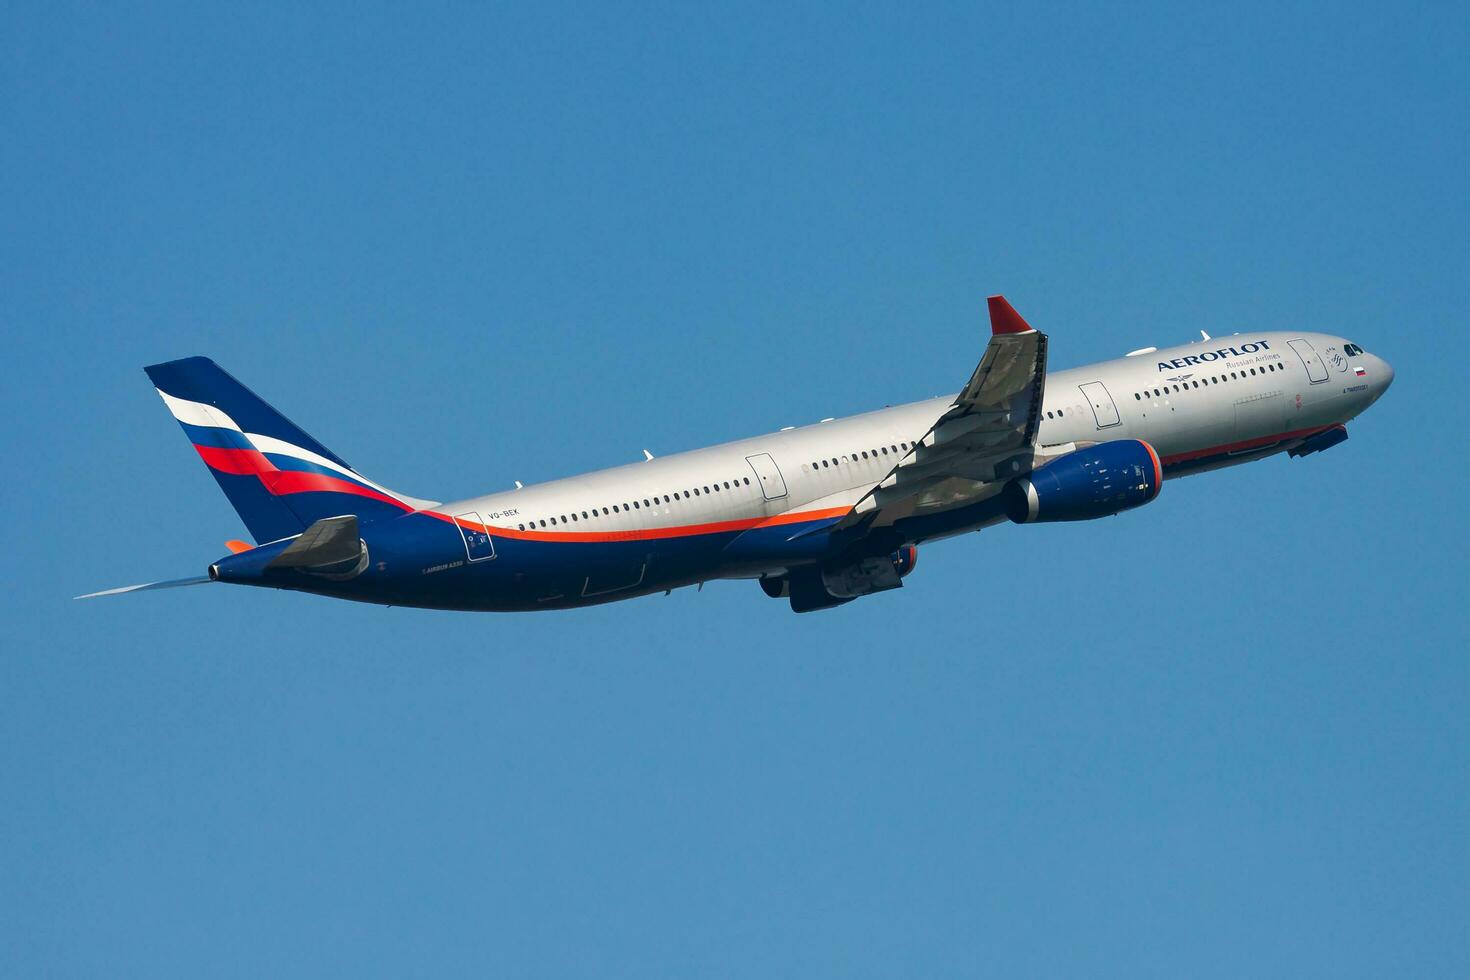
[3, 2, 1465, 975]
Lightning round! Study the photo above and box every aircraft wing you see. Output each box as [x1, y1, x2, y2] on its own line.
[836, 295, 1048, 530]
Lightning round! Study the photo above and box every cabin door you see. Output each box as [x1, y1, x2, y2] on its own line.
[454, 513, 496, 561]
[1079, 381, 1122, 428]
[745, 453, 789, 500]
[1289, 339, 1329, 384]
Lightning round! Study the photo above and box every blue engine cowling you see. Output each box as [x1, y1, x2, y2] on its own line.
[1004, 439, 1162, 523]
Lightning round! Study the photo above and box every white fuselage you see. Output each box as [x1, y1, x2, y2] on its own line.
[442, 331, 1391, 561]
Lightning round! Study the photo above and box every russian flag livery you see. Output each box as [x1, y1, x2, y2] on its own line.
[145, 357, 432, 543]
[79, 300, 1392, 613]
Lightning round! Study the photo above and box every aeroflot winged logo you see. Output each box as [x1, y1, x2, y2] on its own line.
[1158, 340, 1271, 372]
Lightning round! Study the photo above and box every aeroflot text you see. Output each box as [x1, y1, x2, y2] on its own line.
[1158, 341, 1270, 372]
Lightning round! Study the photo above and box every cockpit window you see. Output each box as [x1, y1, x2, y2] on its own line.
[1344, 343, 1365, 356]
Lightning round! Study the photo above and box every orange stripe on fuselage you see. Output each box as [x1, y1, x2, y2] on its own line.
[422, 505, 853, 544]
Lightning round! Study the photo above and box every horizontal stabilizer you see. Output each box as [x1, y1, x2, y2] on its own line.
[267, 515, 362, 569]
[76, 576, 213, 599]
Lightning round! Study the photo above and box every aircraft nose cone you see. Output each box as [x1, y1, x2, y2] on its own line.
[1376, 355, 1395, 394]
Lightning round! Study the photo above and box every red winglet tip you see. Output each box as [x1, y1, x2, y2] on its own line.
[225, 539, 251, 554]
[987, 295, 1034, 335]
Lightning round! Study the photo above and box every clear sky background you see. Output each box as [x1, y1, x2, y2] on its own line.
[3, 2, 1466, 976]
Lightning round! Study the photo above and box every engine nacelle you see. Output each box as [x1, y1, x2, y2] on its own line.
[892, 544, 918, 577]
[1004, 439, 1162, 524]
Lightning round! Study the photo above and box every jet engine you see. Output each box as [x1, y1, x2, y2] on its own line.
[1004, 439, 1162, 524]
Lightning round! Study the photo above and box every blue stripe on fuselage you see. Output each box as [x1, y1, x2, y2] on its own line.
[273, 498, 1013, 612]
[179, 420, 254, 451]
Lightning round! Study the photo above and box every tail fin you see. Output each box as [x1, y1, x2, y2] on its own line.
[145, 357, 434, 543]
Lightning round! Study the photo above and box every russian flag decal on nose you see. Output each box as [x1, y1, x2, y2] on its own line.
[1355, 366, 1368, 376]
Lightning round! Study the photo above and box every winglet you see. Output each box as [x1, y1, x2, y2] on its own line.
[987, 295, 1034, 335]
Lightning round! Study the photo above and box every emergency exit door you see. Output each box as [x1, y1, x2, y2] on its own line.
[454, 513, 496, 561]
[745, 453, 788, 500]
[1079, 381, 1121, 428]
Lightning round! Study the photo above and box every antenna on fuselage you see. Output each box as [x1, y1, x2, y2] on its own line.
[643, 449, 655, 461]
[1200, 330, 1212, 341]
[514, 481, 523, 490]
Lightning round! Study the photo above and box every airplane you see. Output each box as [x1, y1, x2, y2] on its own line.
[80, 297, 1394, 613]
